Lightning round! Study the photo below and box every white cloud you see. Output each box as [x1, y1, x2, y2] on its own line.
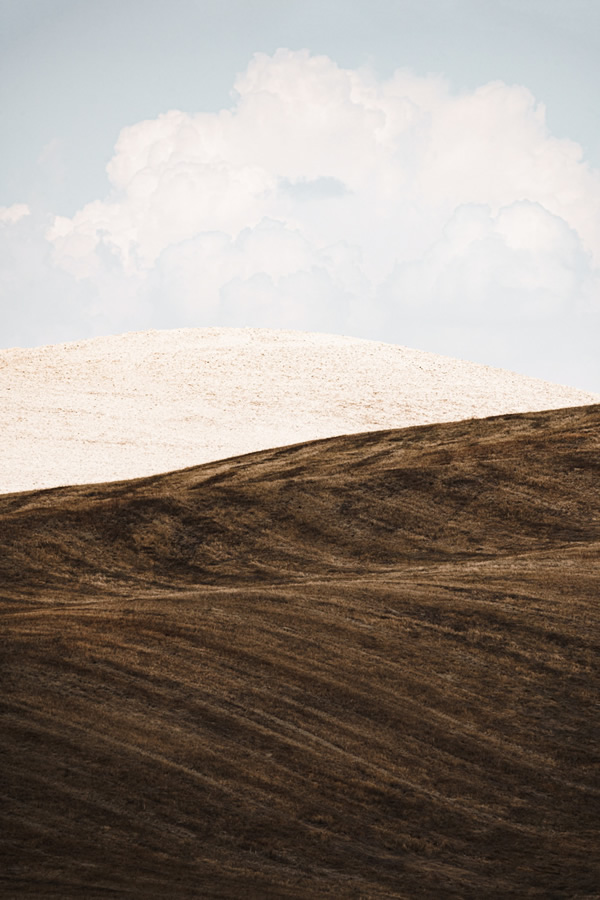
[378, 200, 600, 384]
[381, 201, 593, 323]
[0, 203, 30, 225]
[47, 49, 600, 274]
[4, 50, 600, 387]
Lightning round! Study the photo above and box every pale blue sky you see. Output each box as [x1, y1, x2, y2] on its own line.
[1, 0, 599, 389]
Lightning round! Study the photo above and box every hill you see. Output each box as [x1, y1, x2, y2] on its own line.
[2, 403, 600, 897]
[2, 327, 598, 494]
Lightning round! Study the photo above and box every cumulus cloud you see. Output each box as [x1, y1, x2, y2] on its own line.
[383, 201, 592, 323]
[377, 200, 600, 383]
[3, 49, 600, 387]
[0, 203, 30, 225]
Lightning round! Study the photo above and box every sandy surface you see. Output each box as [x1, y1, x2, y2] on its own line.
[1, 327, 598, 495]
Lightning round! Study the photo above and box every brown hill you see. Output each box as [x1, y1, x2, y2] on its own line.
[2, 404, 600, 898]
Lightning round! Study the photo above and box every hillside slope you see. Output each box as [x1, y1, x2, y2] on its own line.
[2, 327, 598, 494]
[2, 404, 600, 898]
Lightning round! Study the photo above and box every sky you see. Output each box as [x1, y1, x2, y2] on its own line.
[1, 0, 599, 391]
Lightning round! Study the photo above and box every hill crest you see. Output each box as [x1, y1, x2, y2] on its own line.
[2, 327, 598, 494]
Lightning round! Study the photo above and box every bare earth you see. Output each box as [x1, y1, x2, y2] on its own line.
[1, 327, 598, 494]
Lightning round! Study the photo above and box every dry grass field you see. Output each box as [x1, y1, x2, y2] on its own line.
[1, 404, 600, 898]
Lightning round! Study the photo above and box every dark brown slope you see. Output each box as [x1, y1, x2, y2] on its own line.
[1, 404, 599, 898]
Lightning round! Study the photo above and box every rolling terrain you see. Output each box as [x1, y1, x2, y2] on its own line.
[2, 403, 600, 898]
[2, 327, 598, 495]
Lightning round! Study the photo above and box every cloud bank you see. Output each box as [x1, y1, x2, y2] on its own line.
[2, 49, 599, 388]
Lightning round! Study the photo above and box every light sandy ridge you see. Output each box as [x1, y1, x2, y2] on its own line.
[1, 327, 598, 495]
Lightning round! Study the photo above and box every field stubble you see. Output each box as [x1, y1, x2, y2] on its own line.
[1, 404, 599, 897]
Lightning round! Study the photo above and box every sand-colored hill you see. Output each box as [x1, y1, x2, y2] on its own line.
[1, 327, 598, 494]
[2, 404, 599, 897]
